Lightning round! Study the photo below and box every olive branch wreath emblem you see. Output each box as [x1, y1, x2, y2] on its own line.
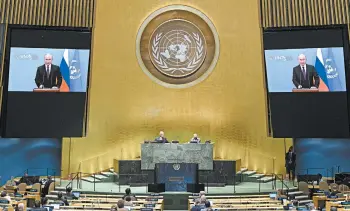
[151, 32, 204, 74]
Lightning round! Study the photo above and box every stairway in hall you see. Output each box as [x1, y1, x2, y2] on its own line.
[237, 167, 274, 183]
[237, 168, 313, 206]
[81, 168, 118, 183]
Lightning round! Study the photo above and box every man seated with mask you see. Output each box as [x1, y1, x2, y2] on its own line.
[189, 134, 200, 143]
[154, 131, 168, 143]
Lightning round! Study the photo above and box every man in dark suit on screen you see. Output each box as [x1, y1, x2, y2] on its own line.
[35, 53, 62, 89]
[292, 54, 320, 89]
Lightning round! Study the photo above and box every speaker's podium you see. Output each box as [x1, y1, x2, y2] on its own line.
[292, 88, 319, 92]
[33, 88, 60, 92]
[151, 163, 203, 192]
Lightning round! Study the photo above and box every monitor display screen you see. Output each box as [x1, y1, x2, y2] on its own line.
[9, 48, 90, 92]
[0, 27, 92, 137]
[263, 27, 350, 138]
[265, 47, 346, 92]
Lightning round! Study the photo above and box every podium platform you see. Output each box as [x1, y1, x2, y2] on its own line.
[33, 88, 60, 92]
[155, 163, 198, 191]
[292, 88, 319, 92]
[141, 143, 213, 170]
[118, 159, 240, 185]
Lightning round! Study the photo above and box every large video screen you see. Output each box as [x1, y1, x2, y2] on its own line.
[9, 48, 90, 92]
[263, 26, 350, 138]
[265, 47, 346, 92]
[0, 26, 92, 138]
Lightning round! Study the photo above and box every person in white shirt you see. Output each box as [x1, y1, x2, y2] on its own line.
[1, 191, 11, 203]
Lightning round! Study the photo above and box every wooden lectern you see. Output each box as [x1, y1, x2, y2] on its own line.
[292, 88, 319, 93]
[33, 88, 60, 92]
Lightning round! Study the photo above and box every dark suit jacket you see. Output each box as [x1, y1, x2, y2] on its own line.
[285, 152, 296, 167]
[292, 64, 320, 89]
[35, 64, 62, 88]
[154, 137, 168, 143]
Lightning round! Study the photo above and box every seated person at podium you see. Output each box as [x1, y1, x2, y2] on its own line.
[35, 54, 62, 89]
[154, 131, 168, 143]
[189, 133, 201, 143]
[292, 54, 319, 89]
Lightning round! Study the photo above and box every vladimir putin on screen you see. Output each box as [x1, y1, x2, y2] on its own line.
[292, 54, 320, 89]
[35, 54, 62, 89]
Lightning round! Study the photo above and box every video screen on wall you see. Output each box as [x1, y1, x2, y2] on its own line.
[0, 26, 92, 138]
[9, 48, 90, 92]
[265, 47, 346, 92]
[263, 27, 350, 138]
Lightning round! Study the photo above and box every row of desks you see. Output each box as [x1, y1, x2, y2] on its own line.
[313, 196, 350, 211]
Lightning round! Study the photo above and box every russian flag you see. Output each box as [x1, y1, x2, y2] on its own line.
[59, 49, 70, 92]
[314, 48, 329, 92]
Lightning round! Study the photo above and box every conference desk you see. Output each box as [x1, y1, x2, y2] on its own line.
[141, 143, 213, 170]
[326, 201, 350, 211]
[312, 195, 350, 210]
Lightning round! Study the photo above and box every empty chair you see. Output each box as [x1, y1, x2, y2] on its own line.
[48, 182, 55, 195]
[338, 184, 349, 192]
[319, 181, 329, 192]
[298, 181, 309, 195]
[17, 183, 27, 192]
[32, 183, 41, 193]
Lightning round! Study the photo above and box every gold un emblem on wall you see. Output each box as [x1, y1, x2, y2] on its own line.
[136, 5, 220, 88]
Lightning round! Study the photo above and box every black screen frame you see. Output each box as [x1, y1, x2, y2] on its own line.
[262, 25, 350, 138]
[0, 24, 92, 138]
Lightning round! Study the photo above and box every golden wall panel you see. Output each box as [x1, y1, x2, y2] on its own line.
[0, 0, 95, 27]
[61, 0, 290, 177]
[261, 0, 350, 27]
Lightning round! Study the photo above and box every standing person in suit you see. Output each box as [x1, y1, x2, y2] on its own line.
[154, 131, 168, 143]
[35, 53, 62, 89]
[285, 146, 296, 182]
[292, 54, 320, 89]
[42, 175, 54, 197]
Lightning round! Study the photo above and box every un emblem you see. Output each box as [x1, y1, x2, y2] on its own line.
[150, 20, 206, 78]
[173, 164, 181, 171]
[136, 5, 220, 88]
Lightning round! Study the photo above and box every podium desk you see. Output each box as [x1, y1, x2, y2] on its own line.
[155, 163, 197, 191]
[141, 143, 213, 170]
[292, 88, 319, 92]
[33, 88, 60, 92]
